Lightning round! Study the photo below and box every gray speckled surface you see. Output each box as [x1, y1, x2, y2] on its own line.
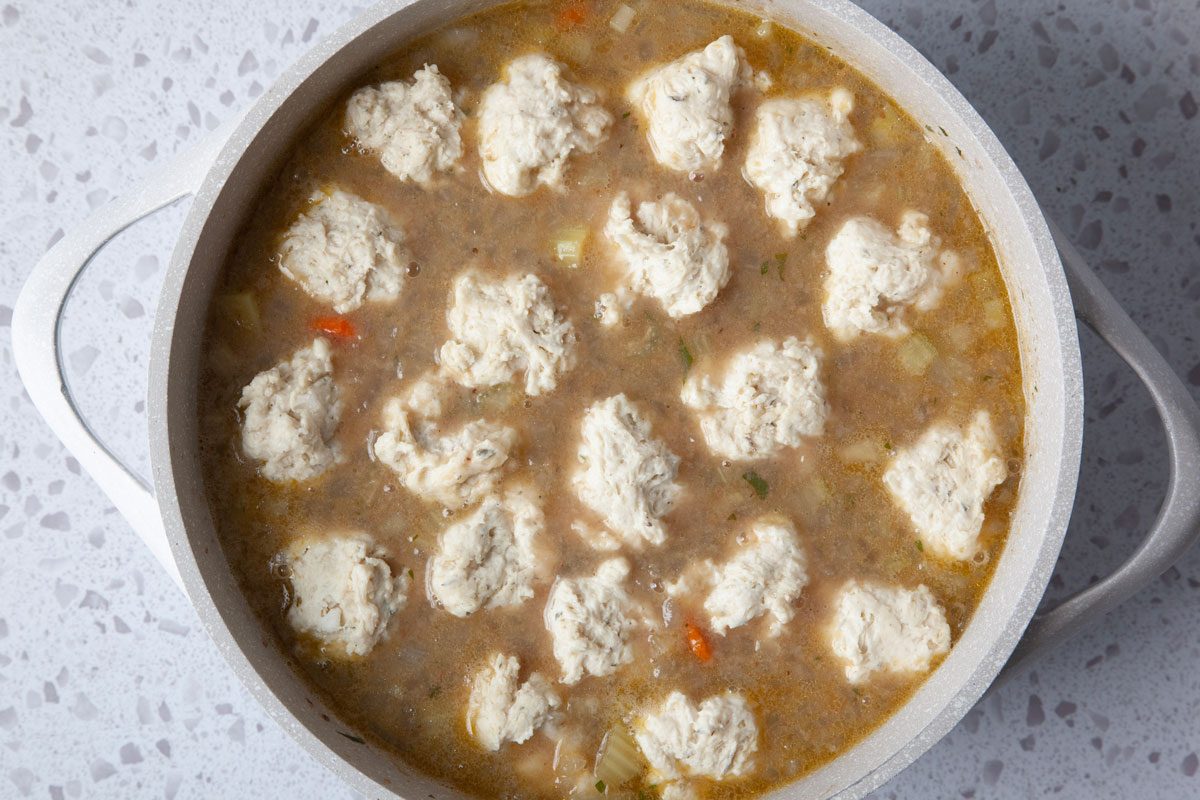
[1, 0, 1198, 798]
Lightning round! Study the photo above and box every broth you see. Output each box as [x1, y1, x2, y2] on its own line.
[196, 2, 1025, 799]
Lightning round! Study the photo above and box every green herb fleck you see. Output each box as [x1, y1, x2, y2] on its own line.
[939, 125, 949, 137]
[752, 321, 762, 332]
[743, 470, 769, 499]
[408, 568, 415, 580]
[915, 540, 924, 552]
[622, 110, 631, 119]
[595, 781, 607, 794]
[981, 374, 994, 382]
[727, 512, 738, 522]
[774, 252, 787, 280]
[760, 260, 770, 276]
[883, 441, 894, 452]
[429, 686, 441, 699]
[678, 338, 694, 372]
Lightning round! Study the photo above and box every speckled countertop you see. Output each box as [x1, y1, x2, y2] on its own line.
[2, 1, 1198, 798]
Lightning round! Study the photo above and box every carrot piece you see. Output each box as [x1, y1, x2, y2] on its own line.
[685, 622, 713, 663]
[556, 1, 588, 29]
[312, 316, 356, 339]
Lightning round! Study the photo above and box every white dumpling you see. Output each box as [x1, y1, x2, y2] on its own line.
[828, 580, 951, 684]
[278, 190, 408, 314]
[439, 270, 577, 396]
[882, 410, 1007, 560]
[543, 558, 644, 684]
[478, 54, 612, 196]
[667, 517, 808, 638]
[373, 372, 516, 507]
[239, 338, 342, 483]
[427, 487, 544, 617]
[572, 394, 681, 551]
[283, 532, 409, 658]
[627, 36, 752, 173]
[680, 337, 828, 461]
[634, 691, 758, 780]
[743, 89, 860, 237]
[465, 653, 559, 750]
[604, 192, 730, 319]
[345, 65, 464, 186]
[822, 211, 960, 341]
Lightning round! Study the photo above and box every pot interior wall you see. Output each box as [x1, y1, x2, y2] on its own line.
[155, 1, 1083, 799]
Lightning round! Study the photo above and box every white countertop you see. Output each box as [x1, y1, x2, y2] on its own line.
[2, 1, 1199, 797]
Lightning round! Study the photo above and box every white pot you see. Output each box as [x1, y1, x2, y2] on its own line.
[12, 1, 1200, 798]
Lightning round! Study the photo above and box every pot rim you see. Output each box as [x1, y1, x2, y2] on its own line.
[148, 1, 1084, 798]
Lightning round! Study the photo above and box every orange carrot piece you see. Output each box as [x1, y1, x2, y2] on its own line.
[685, 622, 713, 663]
[312, 316, 356, 339]
[556, 2, 588, 29]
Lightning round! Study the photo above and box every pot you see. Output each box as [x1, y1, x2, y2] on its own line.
[12, 1, 1200, 798]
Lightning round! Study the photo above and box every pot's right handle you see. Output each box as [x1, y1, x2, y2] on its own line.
[10, 116, 240, 590]
[998, 219, 1200, 683]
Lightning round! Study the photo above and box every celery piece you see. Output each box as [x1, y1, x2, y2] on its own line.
[743, 470, 769, 499]
[554, 226, 588, 267]
[898, 333, 937, 375]
[594, 727, 643, 788]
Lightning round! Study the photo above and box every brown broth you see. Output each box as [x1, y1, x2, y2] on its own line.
[196, 2, 1026, 799]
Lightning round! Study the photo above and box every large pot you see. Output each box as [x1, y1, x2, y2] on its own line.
[13, 1, 1200, 798]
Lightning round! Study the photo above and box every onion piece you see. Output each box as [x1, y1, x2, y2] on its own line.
[799, 477, 830, 512]
[983, 299, 1007, 330]
[218, 291, 260, 330]
[473, 382, 519, 413]
[610, 4, 636, 34]
[839, 438, 883, 464]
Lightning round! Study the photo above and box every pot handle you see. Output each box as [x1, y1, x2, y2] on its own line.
[10, 119, 238, 590]
[997, 219, 1200, 683]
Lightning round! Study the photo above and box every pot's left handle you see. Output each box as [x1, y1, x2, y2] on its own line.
[11, 117, 241, 590]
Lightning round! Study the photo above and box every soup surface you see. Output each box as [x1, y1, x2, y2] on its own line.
[197, 2, 1025, 799]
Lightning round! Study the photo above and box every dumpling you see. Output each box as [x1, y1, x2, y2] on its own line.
[478, 54, 612, 196]
[239, 338, 342, 483]
[345, 65, 464, 186]
[278, 190, 408, 314]
[627, 36, 752, 173]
